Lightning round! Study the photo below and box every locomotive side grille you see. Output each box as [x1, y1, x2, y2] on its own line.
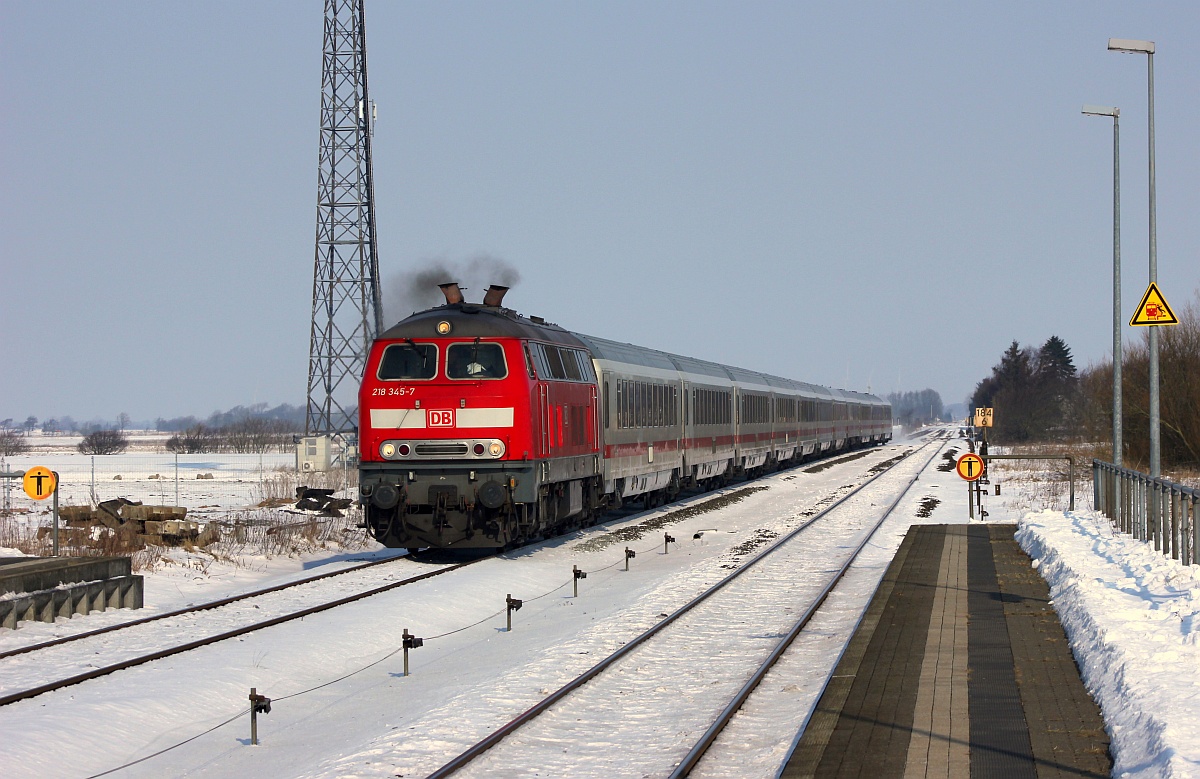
[415, 442, 469, 456]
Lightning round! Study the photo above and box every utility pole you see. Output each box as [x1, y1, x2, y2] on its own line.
[306, 0, 384, 437]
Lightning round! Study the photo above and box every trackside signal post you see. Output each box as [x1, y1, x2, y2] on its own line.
[21, 467, 60, 555]
[970, 407, 994, 517]
[957, 453, 985, 520]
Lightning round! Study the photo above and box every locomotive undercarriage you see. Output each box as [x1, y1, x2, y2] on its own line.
[360, 461, 603, 551]
[360, 434, 890, 551]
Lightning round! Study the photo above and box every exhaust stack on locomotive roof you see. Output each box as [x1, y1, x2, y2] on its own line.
[438, 282, 465, 305]
[483, 285, 510, 307]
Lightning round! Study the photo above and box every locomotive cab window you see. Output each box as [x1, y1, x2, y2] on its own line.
[447, 342, 508, 379]
[378, 342, 437, 381]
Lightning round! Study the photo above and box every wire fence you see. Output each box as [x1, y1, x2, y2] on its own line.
[80, 530, 678, 779]
[0, 453, 356, 516]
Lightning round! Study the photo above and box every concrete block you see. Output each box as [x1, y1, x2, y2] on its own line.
[0, 558, 143, 629]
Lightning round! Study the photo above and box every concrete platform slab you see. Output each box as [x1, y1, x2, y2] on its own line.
[781, 523, 1109, 779]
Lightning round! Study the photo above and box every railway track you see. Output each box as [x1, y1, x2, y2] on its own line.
[0, 557, 478, 708]
[0, 551, 419, 661]
[0, 440, 920, 717]
[426, 434, 947, 778]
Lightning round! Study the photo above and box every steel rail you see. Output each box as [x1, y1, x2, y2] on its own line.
[0, 551, 415, 660]
[670, 436, 948, 777]
[2, 437, 890, 659]
[425, 440, 932, 779]
[0, 560, 476, 708]
[0, 440, 895, 707]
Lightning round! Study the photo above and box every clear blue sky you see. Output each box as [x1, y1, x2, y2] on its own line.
[2, 2, 1197, 424]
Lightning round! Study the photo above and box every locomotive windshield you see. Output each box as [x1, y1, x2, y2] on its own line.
[378, 342, 437, 380]
[447, 342, 508, 379]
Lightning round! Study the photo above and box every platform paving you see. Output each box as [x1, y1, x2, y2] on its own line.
[782, 523, 1110, 779]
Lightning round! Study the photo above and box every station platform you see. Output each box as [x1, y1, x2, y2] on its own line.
[782, 524, 1110, 779]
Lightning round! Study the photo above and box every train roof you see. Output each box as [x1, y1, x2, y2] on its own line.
[573, 333, 887, 406]
[379, 303, 588, 348]
[379, 302, 888, 407]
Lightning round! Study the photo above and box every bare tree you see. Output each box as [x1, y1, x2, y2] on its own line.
[1112, 291, 1199, 467]
[165, 424, 219, 454]
[0, 430, 29, 456]
[78, 430, 129, 455]
[886, 389, 945, 428]
[224, 418, 294, 453]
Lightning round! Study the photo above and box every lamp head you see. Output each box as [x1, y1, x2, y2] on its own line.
[1108, 38, 1155, 54]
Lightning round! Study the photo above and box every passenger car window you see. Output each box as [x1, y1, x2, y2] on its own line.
[378, 343, 437, 380]
[447, 342, 508, 379]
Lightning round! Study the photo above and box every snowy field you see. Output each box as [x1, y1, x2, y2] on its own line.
[1, 450, 305, 515]
[0, 429, 1196, 778]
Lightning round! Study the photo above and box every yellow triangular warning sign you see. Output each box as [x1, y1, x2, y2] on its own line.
[1130, 282, 1178, 326]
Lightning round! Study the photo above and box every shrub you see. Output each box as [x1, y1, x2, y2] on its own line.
[1052, 288, 1198, 468]
[165, 424, 219, 453]
[78, 429, 129, 455]
[0, 430, 29, 457]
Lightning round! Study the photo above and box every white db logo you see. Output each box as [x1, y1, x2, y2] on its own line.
[429, 410, 454, 427]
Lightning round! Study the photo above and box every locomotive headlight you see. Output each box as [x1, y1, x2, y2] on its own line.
[488, 441, 505, 457]
[436, 320, 452, 335]
[381, 443, 396, 458]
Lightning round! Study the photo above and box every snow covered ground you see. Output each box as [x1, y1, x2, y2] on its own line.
[1017, 511, 1200, 779]
[2, 451, 301, 514]
[0, 430, 1196, 778]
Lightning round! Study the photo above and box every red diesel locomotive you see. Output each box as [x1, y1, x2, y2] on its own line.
[358, 283, 891, 551]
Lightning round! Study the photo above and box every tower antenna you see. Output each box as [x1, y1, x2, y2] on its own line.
[306, 0, 383, 436]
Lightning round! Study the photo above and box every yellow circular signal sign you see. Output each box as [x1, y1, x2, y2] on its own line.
[23, 467, 57, 500]
[956, 453, 985, 482]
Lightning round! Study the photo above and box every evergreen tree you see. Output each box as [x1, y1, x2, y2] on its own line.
[970, 339, 1070, 443]
[1032, 335, 1079, 437]
[1037, 336, 1076, 383]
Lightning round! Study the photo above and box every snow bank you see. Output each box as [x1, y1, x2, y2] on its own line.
[1016, 510, 1200, 779]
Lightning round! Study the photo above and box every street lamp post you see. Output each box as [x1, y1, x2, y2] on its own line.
[1082, 104, 1121, 467]
[1108, 37, 1159, 477]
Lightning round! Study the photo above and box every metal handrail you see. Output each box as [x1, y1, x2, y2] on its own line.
[1093, 459, 1199, 566]
[982, 454, 1075, 511]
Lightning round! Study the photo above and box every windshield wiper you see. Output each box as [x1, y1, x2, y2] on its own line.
[402, 339, 429, 371]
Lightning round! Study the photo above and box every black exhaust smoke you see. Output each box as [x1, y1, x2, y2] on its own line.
[383, 255, 521, 323]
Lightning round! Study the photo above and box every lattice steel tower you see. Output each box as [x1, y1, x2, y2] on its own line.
[306, 0, 384, 436]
